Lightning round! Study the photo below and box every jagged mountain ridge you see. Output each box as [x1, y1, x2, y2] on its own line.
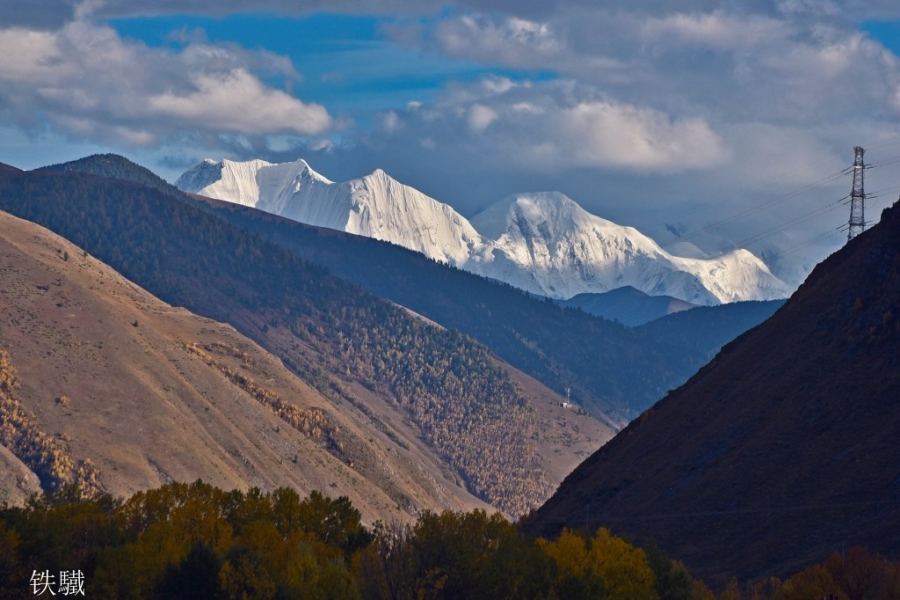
[470, 192, 788, 304]
[176, 158, 789, 305]
[177, 158, 483, 267]
[527, 198, 900, 586]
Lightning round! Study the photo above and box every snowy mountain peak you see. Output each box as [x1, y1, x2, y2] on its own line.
[294, 159, 333, 185]
[176, 157, 484, 266]
[467, 191, 789, 304]
[175, 158, 791, 306]
[472, 192, 662, 258]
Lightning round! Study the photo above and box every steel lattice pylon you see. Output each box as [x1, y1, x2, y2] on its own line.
[848, 146, 867, 241]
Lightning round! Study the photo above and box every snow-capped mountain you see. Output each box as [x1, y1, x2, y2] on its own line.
[176, 159, 790, 305]
[176, 158, 483, 266]
[467, 192, 789, 305]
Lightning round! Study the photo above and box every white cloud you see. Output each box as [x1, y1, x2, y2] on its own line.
[0, 18, 331, 147]
[148, 70, 329, 135]
[374, 78, 728, 173]
[467, 104, 498, 133]
[549, 101, 728, 171]
[433, 15, 563, 67]
[6, 0, 900, 285]
[381, 111, 402, 132]
[394, 6, 900, 130]
[640, 11, 792, 50]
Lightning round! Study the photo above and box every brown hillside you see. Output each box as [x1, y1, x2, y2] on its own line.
[529, 200, 900, 588]
[0, 209, 483, 520]
[0, 209, 611, 519]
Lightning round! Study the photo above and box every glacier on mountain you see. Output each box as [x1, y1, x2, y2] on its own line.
[175, 158, 790, 305]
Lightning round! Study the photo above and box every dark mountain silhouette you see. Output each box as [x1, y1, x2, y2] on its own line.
[560, 286, 698, 326]
[636, 298, 786, 361]
[528, 199, 900, 588]
[38, 153, 190, 199]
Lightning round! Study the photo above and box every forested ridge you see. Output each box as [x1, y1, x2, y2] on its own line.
[39, 153, 775, 423]
[37, 154, 194, 201]
[0, 167, 548, 514]
[202, 200, 700, 422]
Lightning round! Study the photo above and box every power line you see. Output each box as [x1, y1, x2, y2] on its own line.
[659, 161, 844, 226]
[734, 199, 846, 248]
[524, 496, 900, 527]
[676, 169, 847, 242]
[779, 227, 844, 256]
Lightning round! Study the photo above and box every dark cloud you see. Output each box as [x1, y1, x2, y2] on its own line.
[0, 0, 77, 29]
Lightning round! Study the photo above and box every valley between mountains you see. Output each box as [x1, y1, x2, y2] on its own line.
[5, 152, 892, 591]
[0, 154, 782, 520]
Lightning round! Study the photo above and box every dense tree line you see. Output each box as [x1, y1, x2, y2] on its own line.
[0, 166, 548, 513]
[0, 482, 713, 599]
[4, 482, 893, 599]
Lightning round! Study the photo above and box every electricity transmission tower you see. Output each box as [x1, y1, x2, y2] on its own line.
[847, 146, 868, 240]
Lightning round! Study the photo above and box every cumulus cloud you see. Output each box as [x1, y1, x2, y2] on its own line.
[148, 70, 329, 135]
[393, 5, 900, 129]
[639, 11, 793, 50]
[359, 77, 728, 174]
[6, 0, 900, 284]
[549, 102, 727, 171]
[433, 15, 564, 67]
[467, 104, 498, 133]
[0, 17, 331, 147]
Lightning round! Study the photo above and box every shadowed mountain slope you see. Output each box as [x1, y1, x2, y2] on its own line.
[635, 298, 786, 359]
[528, 200, 900, 587]
[560, 286, 698, 326]
[36, 155, 781, 424]
[190, 195, 712, 423]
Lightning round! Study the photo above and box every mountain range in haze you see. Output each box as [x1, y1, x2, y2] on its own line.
[176, 158, 791, 306]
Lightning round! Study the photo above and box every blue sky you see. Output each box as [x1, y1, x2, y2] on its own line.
[2, 2, 900, 287]
[111, 13, 494, 112]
